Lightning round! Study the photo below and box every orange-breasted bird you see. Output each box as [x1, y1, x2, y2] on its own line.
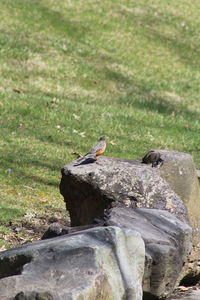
[75, 136, 107, 165]
[86, 136, 106, 156]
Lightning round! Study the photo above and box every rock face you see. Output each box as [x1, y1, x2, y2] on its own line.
[0, 150, 196, 300]
[0, 226, 145, 300]
[155, 150, 200, 210]
[59, 151, 198, 298]
[197, 169, 200, 183]
[143, 150, 200, 274]
[42, 208, 192, 299]
[99, 207, 192, 299]
[60, 156, 188, 226]
[170, 289, 200, 300]
[155, 150, 200, 261]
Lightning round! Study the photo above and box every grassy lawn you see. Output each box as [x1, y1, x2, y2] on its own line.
[0, 0, 200, 249]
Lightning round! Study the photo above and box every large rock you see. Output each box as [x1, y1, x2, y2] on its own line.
[59, 151, 198, 297]
[98, 207, 192, 299]
[60, 151, 200, 260]
[156, 150, 200, 260]
[41, 208, 192, 299]
[154, 150, 200, 211]
[60, 156, 188, 226]
[143, 150, 200, 274]
[0, 226, 145, 300]
[197, 169, 200, 184]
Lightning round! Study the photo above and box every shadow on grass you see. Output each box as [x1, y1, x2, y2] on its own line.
[8, 0, 200, 70]
[37, 2, 200, 70]
[35, 2, 91, 40]
[1, 1, 199, 177]
[0, 205, 25, 223]
[3, 1, 199, 121]
[0, 0, 92, 62]
[0, 149, 61, 187]
[2, 167, 59, 188]
[120, 92, 199, 121]
[119, 6, 200, 70]
[102, 68, 199, 121]
[21, 173, 59, 187]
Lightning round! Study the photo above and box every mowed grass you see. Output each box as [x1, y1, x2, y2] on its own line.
[0, 0, 200, 248]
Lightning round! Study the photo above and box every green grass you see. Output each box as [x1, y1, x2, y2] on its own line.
[0, 0, 200, 248]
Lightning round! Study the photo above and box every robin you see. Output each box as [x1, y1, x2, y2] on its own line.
[86, 136, 107, 156]
[75, 136, 107, 165]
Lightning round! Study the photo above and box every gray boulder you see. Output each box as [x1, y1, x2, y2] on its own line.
[0, 226, 145, 300]
[42, 208, 192, 299]
[143, 150, 200, 275]
[154, 150, 200, 210]
[197, 169, 200, 183]
[60, 156, 188, 226]
[59, 152, 196, 298]
[157, 151, 200, 261]
[98, 207, 192, 299]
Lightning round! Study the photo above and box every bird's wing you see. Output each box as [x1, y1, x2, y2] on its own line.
[89, 141, 104, 154]
[74, 154, 97, 166]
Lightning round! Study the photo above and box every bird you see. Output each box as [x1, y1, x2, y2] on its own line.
[86, 136, 107, 157]
[142, 150, 163, 167]
[75, 136, 107, 166]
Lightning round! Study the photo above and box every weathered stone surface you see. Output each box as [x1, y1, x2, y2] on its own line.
[60, 151, 200, 282]
[59, 152, 196, 297]
[94, 207, 192, 299]
[14, 291, 54, 300]
[42, 207, 193, 299]
[154, 150, 200, 209]
[196, 170, 200, 183]
[144, 150, 200, 271]
[169, 289, 200, 300]
[42, 223, 99, 240]
[60, 156, 188, 226]
[41, 222, 69, 240]
[0, 226, 145, 300]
